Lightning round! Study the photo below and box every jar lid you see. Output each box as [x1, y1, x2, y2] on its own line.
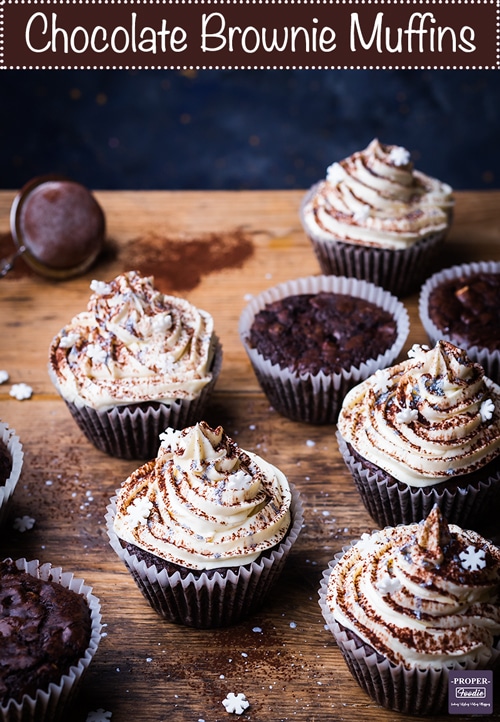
[10, 175, 106, 279]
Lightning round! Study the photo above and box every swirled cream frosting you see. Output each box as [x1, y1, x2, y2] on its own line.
[326, 506, 500, 668]
[301, 138, 453, 250]
[113, 421, 292, 570]
[48, 271, 216, 411]
[337, 341, 500, 487]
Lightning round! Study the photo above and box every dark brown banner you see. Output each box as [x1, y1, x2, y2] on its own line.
[1, 1, 498, 70]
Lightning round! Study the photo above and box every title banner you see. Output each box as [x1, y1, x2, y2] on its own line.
[0, 0, 498, 70]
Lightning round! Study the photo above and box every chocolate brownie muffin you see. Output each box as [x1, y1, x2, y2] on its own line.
[0, 559, 92, 705]
[239, 275, 409, 424]
[420, 261, 500, 383]
[106, 421, 303, 628]
[0, 440, 11, 486]
[0, 421, 23, 529]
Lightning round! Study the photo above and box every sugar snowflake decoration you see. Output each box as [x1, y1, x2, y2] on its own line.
[59, 332, 80, 349]
[13, 515, 35, 532]
[222, 693, 250, 715]
[389, 145, 411, 166]
[87, 344, 107, 364]
[90, 280, 113, 295]
[480, 398, 495, 422]
[352, 205, 370, 223]
[377, 573, 402, 595]
[407, 344, 430, 361]
[9, 383, 33, 400]
[326, 162, 347, 185]
[0, 370, 9, 384]
[86, 709, 112, 722]
[459, 545, 486, 571]
[372, 369, 390, 394]
[126, 496, 153, 528]
[396, 408, 418, 424]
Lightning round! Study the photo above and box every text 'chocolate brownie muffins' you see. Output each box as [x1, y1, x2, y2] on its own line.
[106, 421, 303, 628]
[48, 270, 222, 459]
[420, 260, 500, 383]
[319, 506, 500, 715]
[0, 558, 102, 722]
[239, 275, 409, 424]
[337, 340, 500, 529]
[300, 139, 454, 297]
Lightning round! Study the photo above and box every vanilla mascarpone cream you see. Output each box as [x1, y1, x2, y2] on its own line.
[326, 506, 500, 668]
[113, 421, 292, 570]
[49, 271, 216, 411]
[337, 341, 500, 487]
[302, 138, 453, 250]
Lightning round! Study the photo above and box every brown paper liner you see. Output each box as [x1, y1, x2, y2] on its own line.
[337, 431, 500, 529]
[56, 337, 222, 460]
[0, 423, 23, 529]
[105, 484, 303, 629]
[0, 558, 102, 722]
[318, 554, 500, 715]
[419, 260, 500, 383]
[300, 183, 448, 298]
[239, 275, 409, 425]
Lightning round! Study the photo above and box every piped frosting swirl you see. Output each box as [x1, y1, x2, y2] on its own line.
[113, 421, 292, 570]
[326, 506, 500, 668]
[302, 138, 453, 250]
[337, 341, 500, 487]
[49, 271, 216, 410]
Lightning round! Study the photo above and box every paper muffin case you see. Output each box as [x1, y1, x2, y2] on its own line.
[318, 555, 500, 716]
[239, 275, 409, 425]
[59, 337, 223, 461]
[419, 260, 500, 383]
[337, 430, 500, 529]
[0, 558, 102, 722]
[105, 485, 303, 629]
[0, 422, 24, 529]
[300, 184, 448, 298]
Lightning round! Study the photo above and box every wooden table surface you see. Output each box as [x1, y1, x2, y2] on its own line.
[0, 189, 499, 722]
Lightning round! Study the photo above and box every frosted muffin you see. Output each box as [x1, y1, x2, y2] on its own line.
[300, 139, 454, 296]
[337, 340, 500, 529]
[48, 270, 222, 459]
[106, 421, 303, 628]
[319, 506, 500, 715]
[0, 421, 24, 529]
[0, 557, 101, 722]
[420, 260, 500, 383]
[239, 275, 409, 425]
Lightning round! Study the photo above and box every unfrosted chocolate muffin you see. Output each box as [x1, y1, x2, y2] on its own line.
[0, 559, 92, 705]
[248, 292, 398, 375]
[426, 271, 500, 351]
[0, 440, 11, 486]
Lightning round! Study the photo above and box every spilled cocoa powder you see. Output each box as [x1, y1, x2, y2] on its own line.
[119, 228, 254, 293]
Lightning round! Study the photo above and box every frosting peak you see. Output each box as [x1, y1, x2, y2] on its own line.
[114, 422, 292, 569]
[338, 341, 500, 486]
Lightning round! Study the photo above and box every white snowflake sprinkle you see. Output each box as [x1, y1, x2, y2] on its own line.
[0, 370, 9, 384]
[58, 332, 80, 349]
[252, 627, 262, 633]
[326, 162, 347, 185]
[372, 369, 390, 394]
[90, 280, 113, 295]
[459, 545, 487, 571]
[222, 693, 250, 715]
[86, 710, 112, 722]
[306, 439, 316, 448]
[396, 408, 418, 424]
[480, 398, 495, 422]
[9, 383, 33, 400]
[389, 145, 411, 166]
[377, 573, 402, 595]
[352, 205, 370, 223]
[126, 496, 153, 528]
[87, 344, 107, 364]
[407, 343, 430, 360]
[13, 516, 35, 532]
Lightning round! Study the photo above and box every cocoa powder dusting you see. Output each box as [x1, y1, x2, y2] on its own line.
[119, 229, 254, 292]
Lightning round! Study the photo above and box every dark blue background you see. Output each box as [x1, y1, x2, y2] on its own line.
[0, 69, 498, 191]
